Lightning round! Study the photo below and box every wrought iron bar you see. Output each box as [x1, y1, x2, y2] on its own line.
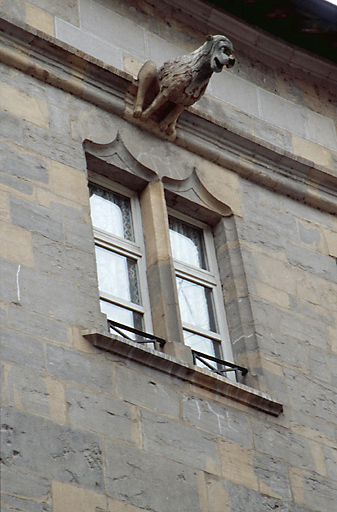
[192, 350, 248, 379]
[107, 321, 248, 379]
[108, 320, 166, 350]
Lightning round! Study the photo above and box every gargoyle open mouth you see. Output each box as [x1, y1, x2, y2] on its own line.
[214, 57, 224, 70]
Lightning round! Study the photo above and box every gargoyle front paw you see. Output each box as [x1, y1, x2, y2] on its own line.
[160, 120, 175, 136]
[133, 106, 143, 119]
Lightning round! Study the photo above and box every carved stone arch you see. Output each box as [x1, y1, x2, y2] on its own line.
[163, 169, 232, 224]
[83, 133, 157, 192]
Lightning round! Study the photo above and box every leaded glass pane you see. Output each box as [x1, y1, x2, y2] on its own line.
[169, 216, 208, 269]
[95, 246, 141, 304]
[176, 277, 217, 332]
[90, 185, 134, 241]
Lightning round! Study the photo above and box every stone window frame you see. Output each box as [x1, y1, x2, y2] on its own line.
[88, 172, 153, 336]
[88, 169, 234, 369]
[168, 207, 234, 364]
[83, 136, 283, 415]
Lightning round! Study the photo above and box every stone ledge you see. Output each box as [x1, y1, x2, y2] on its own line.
[0, 14, 336, 215]
[83, 329, 283, 417]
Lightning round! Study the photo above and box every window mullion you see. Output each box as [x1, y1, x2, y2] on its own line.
[174, 264, 217, 287]
[182, 322, 222, 341]
[100, 292, 145, 314]
[94, 230, 143, 258]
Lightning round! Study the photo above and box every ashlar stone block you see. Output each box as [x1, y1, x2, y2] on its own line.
[115, 365, 180, 418]
[141, 410, 218, 472]
[182, 394, 251, 445]
[67, 386, 134, 441]
[52, 480, 107, 512]
[46, 344, 113, 393]
[105, 438, 201, 512]
[0, 83, 49, 129]
[218, 439, 259, 491]
[1, 464, 50, 498]
[1, 407, 104, 490]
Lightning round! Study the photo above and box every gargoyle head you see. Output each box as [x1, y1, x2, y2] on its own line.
[205, 35, 236, 73]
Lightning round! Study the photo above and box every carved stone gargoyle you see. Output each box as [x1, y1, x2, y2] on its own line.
[132, 35, 235, 139]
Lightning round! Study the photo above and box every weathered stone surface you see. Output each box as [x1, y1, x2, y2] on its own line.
[67, 386, 133, 441]
[218, 440, 259, 491]
[46, 344, 113, 393]
[1, 492, 51, 512]
[0, 223, 34, 267]
[9, 303, 69, 344]
[211, 70, 259, 117]
[3, 364, 49, 415]
[56, 18, 123, 69]
[52, 480, 107, 512]
[1, 327, 45, 373]
[0, 82, 49, 129]
[141, 410, 217, 471]
[284, 369, 337, 424]
[182, 395, 251, 445]
[0, 463, 50, 497]
[0, 141, 49, 183]
[278, 311, 329, 350]
[302, 471, 337, 511]
[0, 259, 23, 304]
[13, 267, 79, 323]
[258, 89, 307, 138]
[115, 365, 180, 417]
[32, 233, 98, 288]
[10, 196, 64, 242]
[63, 217, 96, 253]
[225, 480, 312, 512]
[28, 0, 80, 25]
[105, 438, 201, 512]
[0, 110, 23, 145]
[22, 123, 85, 169]
[252, 420, 314, 471]
[80, 0, 146, 59]
[253, 453, 292, 500]
[285, 242, 337, 283]
[1, 407, 104, 490]
[0, 170, 34, 195]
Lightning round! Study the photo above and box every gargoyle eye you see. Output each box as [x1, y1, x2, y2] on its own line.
[222, 46, 231, 55]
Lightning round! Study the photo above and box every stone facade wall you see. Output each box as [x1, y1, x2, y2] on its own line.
[1, 1, 337, 512]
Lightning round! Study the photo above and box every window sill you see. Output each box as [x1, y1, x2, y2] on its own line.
[83, 329, 283, 416]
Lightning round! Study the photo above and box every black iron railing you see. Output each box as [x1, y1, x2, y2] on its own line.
[192, 350, 248, 379]
[108, 320, 248, 379]
[108, 320, 166, 351]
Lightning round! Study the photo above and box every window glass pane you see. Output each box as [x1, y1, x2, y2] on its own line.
[184, 331, 223, 369]
[100, 300, 143, 338]
[169, 216, 208, 269]
[176, 277, 217, 332]
[95, 246, 141, 304]
[90, 185, 134, 241]
[184, 331, 216, 356]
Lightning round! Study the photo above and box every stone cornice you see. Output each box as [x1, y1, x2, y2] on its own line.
[84, 330, 284, 416]
[0, 14, 336, 215]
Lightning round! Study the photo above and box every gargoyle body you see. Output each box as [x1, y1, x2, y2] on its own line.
[133, 35, 235, 138]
